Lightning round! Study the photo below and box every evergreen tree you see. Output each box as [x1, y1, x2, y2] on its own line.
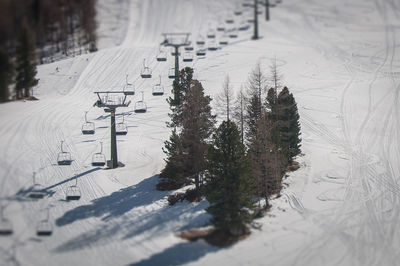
[168, 67, 193, 118]
[180, 80, 215, 191]
[204, 121, 255, 235]
[245, 92, 262, 146]
[15, 27, 38, 99]
[276, 87, 301, 163]
[160, 128, 186, 185]
[0, 48, 13, 102]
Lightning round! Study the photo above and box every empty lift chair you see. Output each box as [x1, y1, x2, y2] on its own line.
[183, 52, 194, 62]
[92, 142, 106, 167]
[66, 178, 81, 201]
[134, 91, 147, 113]
[57, 141, 72, 165]
[140, 59, 152, 79]
[81, 111, 95, 135]
[27, 172, 45, 199]
[36, 208, 53, 236]
[168, 68, 176, 79]
[156, 48, 167, 62]
[0, 206, 13, 236]
[125, 74, 135, 94]
[152, 76, 164, 96]
[116, 114, 128, 135]
[196, 35, 206, 45]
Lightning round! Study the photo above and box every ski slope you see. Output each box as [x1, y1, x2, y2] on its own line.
[1, 0, 400, 265]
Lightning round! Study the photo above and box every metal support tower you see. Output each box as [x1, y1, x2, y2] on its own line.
[161, 33, 191, 104]
[93, 90, 134, 169]
[265, 0, 270, 21]
[253, 0, 259, 40]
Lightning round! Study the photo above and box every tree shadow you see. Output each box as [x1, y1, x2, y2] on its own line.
[127, 241, 220, 266]
[54, 175, 211, 253]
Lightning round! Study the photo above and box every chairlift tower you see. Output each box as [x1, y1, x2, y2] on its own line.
[252, 0, 259, 40]
[93, 90, 134, 169]
[161, 33, 191, 104]
[265, 0, 270, 21]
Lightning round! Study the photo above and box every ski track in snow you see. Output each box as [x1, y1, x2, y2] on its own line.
[0, 0, 400, 265]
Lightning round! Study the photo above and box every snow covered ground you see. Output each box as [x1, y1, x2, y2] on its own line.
[1, 0, 400, 265]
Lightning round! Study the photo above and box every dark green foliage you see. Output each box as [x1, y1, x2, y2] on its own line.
[204, 121, 255, 234]
[0, 48, 13, 102]
[15, 27, 38, 99]
[276, 87, 301, 163]
[245, 93, 262, 145]
[180, 80, 215, 190]
[168, 67, 193, 111]
[161, 129, 186, 185]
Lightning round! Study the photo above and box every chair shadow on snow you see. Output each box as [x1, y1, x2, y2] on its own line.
[54, 175, 211, 257]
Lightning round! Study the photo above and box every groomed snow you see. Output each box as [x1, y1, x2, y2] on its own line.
[0, 0, 400, 265]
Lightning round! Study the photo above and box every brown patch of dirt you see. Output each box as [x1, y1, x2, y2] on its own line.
[178, 228, 250, 247]
[286, 161, 300, 172]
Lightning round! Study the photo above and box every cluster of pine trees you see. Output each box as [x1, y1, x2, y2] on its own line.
[0, 0, 97, 102]
[160, 64, 301, 236]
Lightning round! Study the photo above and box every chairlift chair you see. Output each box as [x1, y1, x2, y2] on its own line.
[217, 26, 226, 32]
[124, 74, 135, 93]
[0, 218, 13, 236]
[36, 220, 53, 236]
[116, 114, 128, 135]
[66, 184, 81, 201]
[196, 36, 206, 45]
[92, 142, 106, 167]
[206, 30, 216, 39]
[208, 41, 218, 51]
[0, 207, 13, 236]
[184, 46, 194, 51]
[247, 18, 255, 23]
[183, 52, 194, 62]
[57, 141, 72, 165]
[36, 209, 53, 236]
[156, 50, 167, 62]
[196, 49, 207, 56]
[168, 68, 177, 79]
[229, 29, 239, 38]
[234, 10, 243, 16]
[152, 76, 164, 96]
[27, 172, 45, 199]
[225, 17, 235, 24]
[140, 59, 152, 79]
[81, 111, 95, 135]
[239, 23, 250, 31]
[219, 37, 229, 45]
[134, 92, 147, 113]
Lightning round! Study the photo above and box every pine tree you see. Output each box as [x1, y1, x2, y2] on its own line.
[245, 92, 262, 146]
[180, 80, 215, 191]
[160, 128, 186, 185]
[204, 120, 255, 235]
[0, 48, 13, 102]
[276, 87, 301, 163]
[15, 27, 38, 99]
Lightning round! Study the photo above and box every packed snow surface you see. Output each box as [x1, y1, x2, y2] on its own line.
[1, 0, 400, 265]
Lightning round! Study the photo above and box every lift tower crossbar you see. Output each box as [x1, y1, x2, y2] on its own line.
[161, 33, 191, 105]
[93, 90, 134, 169]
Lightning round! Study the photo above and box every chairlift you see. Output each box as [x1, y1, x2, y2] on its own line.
[225, 17, 235, 24]
[92, 142, 106, 167]
[168, 68, 177, 79]
[184, 46, 194, 51]
[156, 49, 167, 62]
[125, 74, 135, 93]
[81, 111, 95, 135]
[217, 26, 226, 32]
[248, 18, 255, 23]
[57, 141, 72, 165]
[234, 10, 243, 16]
[238, 23, 250, 31]
[219, 37, 229, 45]
[229, 29, 239, 38]
[134, 92, 147, 113]
[206, 30, 216, 39]
[208, 41, 218, 51]
[36, 209, 53, 236]
[196, 36, 206, 45]
[0, 207, 13, 236]
[28, 172, 45, 199]
[183, 52, 194, 62]
[140, 59, 152, 79]
[116, 114, 128, 135]
[152, 76, 164, 96]
[66, 179, 81, 201]
[196, 49, 207, 56]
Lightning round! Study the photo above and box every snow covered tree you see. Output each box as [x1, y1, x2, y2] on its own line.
[0, 48, 13, 102]
[276, 87, 301, 163]
[15, 27, 38, 99]
[180, 80, 215, 192]
[204, 120, 254, 235]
